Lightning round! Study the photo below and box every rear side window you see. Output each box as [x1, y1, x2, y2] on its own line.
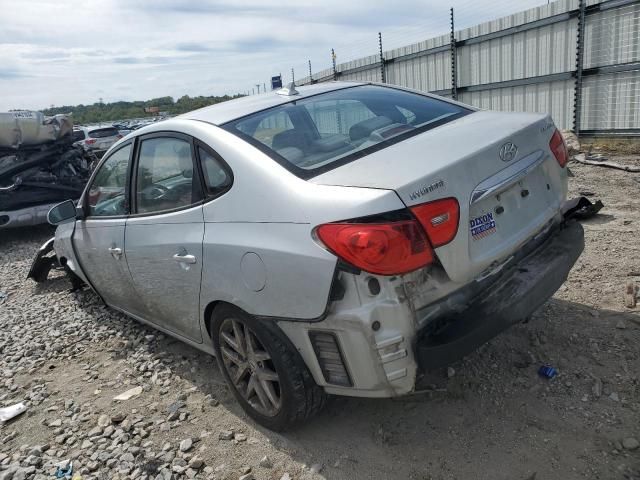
[198, 147, 232, 195]
[223, 85, 470, 178]
[89, 127, 119, 139]
[72, 130, 85, 142]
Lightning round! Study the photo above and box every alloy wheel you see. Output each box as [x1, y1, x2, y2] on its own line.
[219, 317, 282, 417]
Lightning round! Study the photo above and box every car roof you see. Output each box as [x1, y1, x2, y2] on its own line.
[86, 125, 118, 131]
[182, 81, 365, 126]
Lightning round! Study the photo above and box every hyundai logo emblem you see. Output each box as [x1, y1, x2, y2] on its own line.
[499, 142, 518, 162]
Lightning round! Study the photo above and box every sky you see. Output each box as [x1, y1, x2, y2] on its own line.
[0, 0, 547, 111]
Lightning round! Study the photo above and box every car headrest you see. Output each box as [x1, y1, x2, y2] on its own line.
[349, 116, 393, 141]
[276, 147, 304, 164]
[272, 129, 309, 151]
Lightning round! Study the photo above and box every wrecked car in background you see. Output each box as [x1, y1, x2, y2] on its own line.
[0, 111, 95, 228]
[72, 125, 123, 157]
[31, 82, 585, 431]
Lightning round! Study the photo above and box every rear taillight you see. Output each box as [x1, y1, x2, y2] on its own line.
[315, 198, 461, 275]
[410, 198, 460, 248]
[315, 219, 434, 275]
[85, 138, 97, 145]
[549, 129, 568, 168]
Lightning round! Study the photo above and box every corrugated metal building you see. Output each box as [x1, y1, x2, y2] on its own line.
[295, 0, 639, 134]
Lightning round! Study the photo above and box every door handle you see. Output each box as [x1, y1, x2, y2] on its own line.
[108, 247, 123, 259]
[173, 253, 196, 264]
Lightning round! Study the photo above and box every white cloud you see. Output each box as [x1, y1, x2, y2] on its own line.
[0, 0, 546, 110]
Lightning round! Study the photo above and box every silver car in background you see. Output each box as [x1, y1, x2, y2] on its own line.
[33, 82, 584, 430]
[72, 125, 122, 157]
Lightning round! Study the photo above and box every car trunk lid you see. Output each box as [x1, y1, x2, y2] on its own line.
[310, 110, 568, 283]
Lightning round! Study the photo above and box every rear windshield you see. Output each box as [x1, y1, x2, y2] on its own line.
[222, 85, 470, 178]
[89, 127, 119, 139]
[72, 130, 85, 142]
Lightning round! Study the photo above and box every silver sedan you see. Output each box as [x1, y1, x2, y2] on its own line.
[33, 82, 584, 430]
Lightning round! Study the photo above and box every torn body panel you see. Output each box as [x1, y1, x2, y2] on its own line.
[278, 210, 584, 398]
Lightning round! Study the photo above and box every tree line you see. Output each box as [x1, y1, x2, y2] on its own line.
[42, 94, 244, 125]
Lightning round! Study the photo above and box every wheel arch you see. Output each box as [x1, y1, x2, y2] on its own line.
[203, 299, 224, 342]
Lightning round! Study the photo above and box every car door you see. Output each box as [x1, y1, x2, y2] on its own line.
[73, 142, 142, 311]
[124, 133, 205, 342]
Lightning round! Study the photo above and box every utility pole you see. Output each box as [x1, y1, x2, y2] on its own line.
[573, 0, 586, 135]
[331, 48, 337, 80]
[450, 8, 458, 100]
[291, 68, 295, 85]
[378, 32, 386, 83]
[308, 60, 313, 84]
[256, 84, 261, 94]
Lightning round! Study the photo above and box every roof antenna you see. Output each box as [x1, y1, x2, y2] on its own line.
[276, 82, 299, 97]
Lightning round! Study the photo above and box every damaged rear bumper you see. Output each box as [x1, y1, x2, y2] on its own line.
[279, 213, 585, 399]
[415, 220, 584, 370]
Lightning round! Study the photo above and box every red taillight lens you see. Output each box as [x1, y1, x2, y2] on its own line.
[549, 129, 568, 168]
[316, 220, 434, 275]
[410, 197, 460, 247]
[85, 138, 97, 145]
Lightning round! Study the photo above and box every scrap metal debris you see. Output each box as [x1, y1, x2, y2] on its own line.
[0, 111, 96, 227]
[0, 402, 27, 423]
[563, 196, 604, 221]
[54, 460, 73, 479]
[572, 153, 640, 173]
[538, 365, 558, 379]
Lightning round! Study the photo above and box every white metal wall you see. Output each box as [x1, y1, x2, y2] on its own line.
[296, 0, 640, 132]
[459, 79, 575, 128]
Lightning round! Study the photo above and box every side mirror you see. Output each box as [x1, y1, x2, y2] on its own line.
[47, 200, 77, 225]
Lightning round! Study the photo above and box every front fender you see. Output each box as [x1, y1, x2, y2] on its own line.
[53, 220, 90, 285]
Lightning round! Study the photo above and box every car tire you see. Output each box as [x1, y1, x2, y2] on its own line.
[211, 304, 326, 431]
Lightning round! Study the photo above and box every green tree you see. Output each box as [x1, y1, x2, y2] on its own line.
[43, 93, 245, 124]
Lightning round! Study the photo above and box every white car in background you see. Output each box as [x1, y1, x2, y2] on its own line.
[72, 126, 122, 157]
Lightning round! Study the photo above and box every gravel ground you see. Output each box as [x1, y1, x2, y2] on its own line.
[1, 154, 639, 480]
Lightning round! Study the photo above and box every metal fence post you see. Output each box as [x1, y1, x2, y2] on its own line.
[332, 49, 337, 80]
[573, 0, 586, 135]
[450, 7, 458, 100]
[379, 32, 386, 83]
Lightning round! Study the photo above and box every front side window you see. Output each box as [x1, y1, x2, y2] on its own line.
[135, 137, 202, 214]
[87, 144, 131, 217]
[223, 85, 471, 178]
